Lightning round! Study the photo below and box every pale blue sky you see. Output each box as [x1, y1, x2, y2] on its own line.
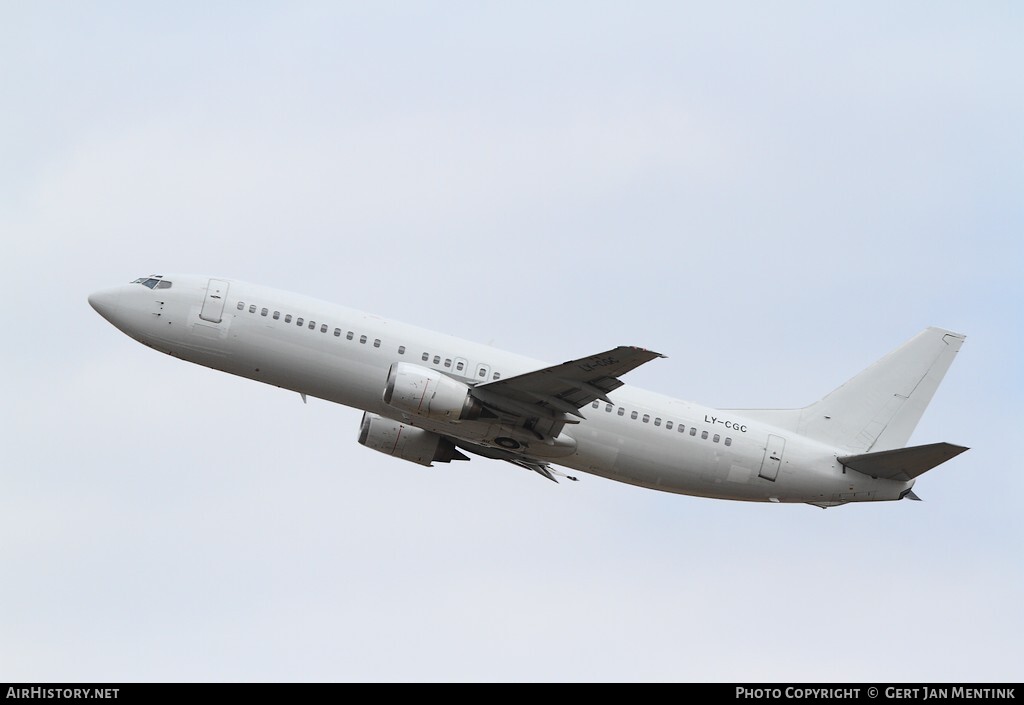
[2, 2, 1021, 682]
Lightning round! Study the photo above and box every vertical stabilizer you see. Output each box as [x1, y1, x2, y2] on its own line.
[731, 328, 965, 453]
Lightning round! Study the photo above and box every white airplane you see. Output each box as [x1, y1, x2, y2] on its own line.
[89, 274, 968, 508]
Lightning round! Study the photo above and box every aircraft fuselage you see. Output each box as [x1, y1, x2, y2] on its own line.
[88, 274, 937, 507]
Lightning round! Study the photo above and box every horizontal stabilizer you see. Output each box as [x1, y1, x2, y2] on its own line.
[838, 442, 968, 482]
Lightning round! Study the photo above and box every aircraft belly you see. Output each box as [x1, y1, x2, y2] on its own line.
[569, 425, 621, 473]
[608, 438, 710, 494]
[598, 433, 824, 502]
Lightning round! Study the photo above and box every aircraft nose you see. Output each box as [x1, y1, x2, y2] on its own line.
[88, 287, 122, 323]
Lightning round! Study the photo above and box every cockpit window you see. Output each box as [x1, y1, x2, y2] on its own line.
[132, 275, 172, 290]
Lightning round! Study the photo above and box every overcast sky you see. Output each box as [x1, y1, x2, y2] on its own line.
[2, 2, 1021, 683]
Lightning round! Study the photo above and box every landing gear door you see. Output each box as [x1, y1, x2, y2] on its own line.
[758, 434, 785, 482]
[200, 279, 230, 323]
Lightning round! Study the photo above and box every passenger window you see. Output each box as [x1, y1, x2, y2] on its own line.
[308, 321, 316, 330]
[654, 417, 661, 426]
[617, 407, 624, 416]
[374, 339, 381, 348]
[630, 411, 638, 420]
[456, 361, 464, 371]
[444, 358, 451, 368]
[273, 311, 280, 320]
[605, 404, 613, 413]
[713, 434, 720, 443]
[360, 335, 367, 344]
[399, 346, 406, 355]
[237, 302, 244, 310]
[725, 438, 732, 447]
[678, 424, 685, 433]
[261, 308, 268, 316]
[334, 328, 341, 337]
[478, 368, 485, 377]
[701, 431, 708, 440]
[592, 401, 599, 409]
[690, 427, 697, 436]
[433, 355, 440, 364]
[296, 318, 304, 326]
[347, 332, 354, 340]
[666, 420, 673, 430]
[492, 372, 500, 380]
[320, 324, 328, 333]
[249, 305, 256, 313]
[642, 414, 650, 423]
[423, 353, 430, 362]
[285, 314, 292, 323]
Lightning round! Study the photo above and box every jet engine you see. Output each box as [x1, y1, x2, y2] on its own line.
[358, 412, 469, 467]
[383, 362, 484, 421]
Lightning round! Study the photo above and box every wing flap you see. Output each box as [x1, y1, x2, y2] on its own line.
[838, 442, 968, 482]
[454, 440, 578, 483]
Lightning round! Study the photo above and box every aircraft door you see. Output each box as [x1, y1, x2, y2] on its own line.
[474, 363, 491, 382]
[758, 434, 785, 482]
[200, 279, 230, 323]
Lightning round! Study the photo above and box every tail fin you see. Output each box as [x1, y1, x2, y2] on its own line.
[730, 328, 965, 453]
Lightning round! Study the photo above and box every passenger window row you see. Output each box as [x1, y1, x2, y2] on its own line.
[591, 401, 732, 446]
[235, 300, 503, 381]
[418, 351, 501, 380]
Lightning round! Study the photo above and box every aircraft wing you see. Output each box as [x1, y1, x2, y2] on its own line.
[470, 346, 664, 424]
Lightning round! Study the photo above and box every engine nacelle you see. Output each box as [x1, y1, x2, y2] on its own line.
[383, 362, 483, 421]
[358, 412, 467, 467]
